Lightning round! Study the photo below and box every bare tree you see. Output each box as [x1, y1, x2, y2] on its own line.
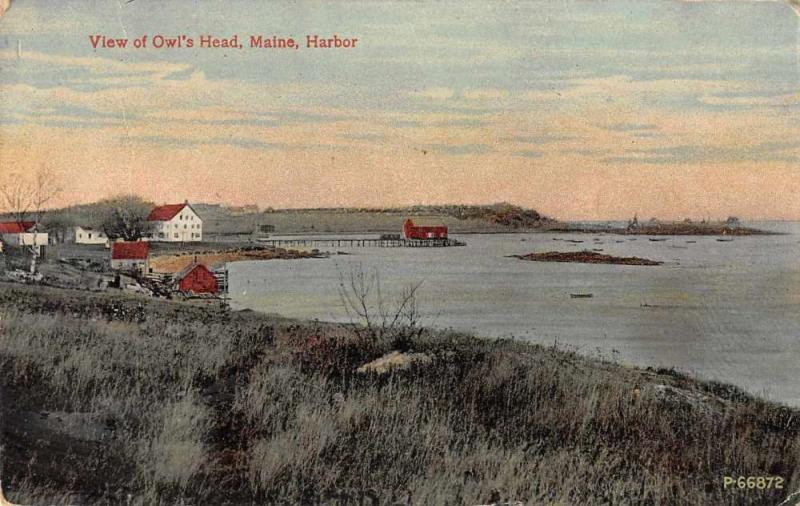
[97, 195, 155, 241]
[338, 264, 424, 344]
[0, 167, 62, 225]
[0, 173, 35, 223]
[33, 167, 63, 223]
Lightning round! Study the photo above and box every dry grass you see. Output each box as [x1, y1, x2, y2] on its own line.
[0, 282, 798, 505]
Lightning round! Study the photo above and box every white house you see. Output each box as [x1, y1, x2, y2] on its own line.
[0, 221, 49, 254]
[147, 202, 203, 242]
[74, 226, 109, 246]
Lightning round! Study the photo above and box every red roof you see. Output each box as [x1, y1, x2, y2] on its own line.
[111, 241, 150, 260]
[0, 221, 35, 234]
[147, 203, 187, 222]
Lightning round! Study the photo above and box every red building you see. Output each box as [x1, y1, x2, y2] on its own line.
[110, 241, 150, 273]
[0, 221, 35, 234]
[402, 219, 448, 240]
[174, 262, 218, 294]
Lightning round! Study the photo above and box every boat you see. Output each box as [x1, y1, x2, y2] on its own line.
[716, 238, 734, 242]
[570, 293, 593, 299]
[648, 238, 668, 242]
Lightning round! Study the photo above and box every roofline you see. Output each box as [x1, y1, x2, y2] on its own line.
[147, 202, 201, 222]
[184, 202, 199, 218]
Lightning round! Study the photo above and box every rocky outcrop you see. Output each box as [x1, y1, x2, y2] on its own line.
[357, 351, 432, 374]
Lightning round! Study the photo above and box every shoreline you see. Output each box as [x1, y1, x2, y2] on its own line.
[149, 245, 324, 273]
[205, 222, 780, 237]
[545, 222, 778, 236]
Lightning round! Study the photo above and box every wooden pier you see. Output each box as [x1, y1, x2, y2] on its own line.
[256, 237, 465, 248]
[213, 266, 230, 306]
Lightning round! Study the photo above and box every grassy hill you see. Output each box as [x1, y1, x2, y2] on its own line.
[201, 202, 555, 236]
[0, 283, 797, 505]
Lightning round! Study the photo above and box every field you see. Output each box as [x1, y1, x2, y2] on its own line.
[1, 283, 799, 505]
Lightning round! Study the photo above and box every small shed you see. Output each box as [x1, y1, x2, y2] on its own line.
[174, 262, 218, 294]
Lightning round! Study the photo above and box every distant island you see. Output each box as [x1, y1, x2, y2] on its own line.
[547, 215, 775, 236]
[511, 250, 663, 266]
[197, 204, 776, 237]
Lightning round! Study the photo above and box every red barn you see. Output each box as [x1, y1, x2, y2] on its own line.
[403, 219, 448, 240]
[174, 262, 218, 294]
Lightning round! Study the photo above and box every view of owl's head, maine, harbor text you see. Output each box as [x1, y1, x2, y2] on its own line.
[89, 33, 360, 50]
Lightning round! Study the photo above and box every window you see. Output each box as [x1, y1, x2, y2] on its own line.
[174, 233, 179, 238]
[88, 233, 93, 239]
[159, 233, 164, 238]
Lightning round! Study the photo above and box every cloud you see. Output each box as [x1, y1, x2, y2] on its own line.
[698, 92, 800, 108]
[508, 133, 580, 144]
[603, 141, 800, 164]
[411, 87, 455, 100]
[419, 143, 494, 156]
[391, 119, 421, 128]
[512, 150, 544, 158]
[0, 49, 193, 79]
[124, 135, 351, 152]
[603, 123, 659, 132]
[678, 0, 799, 17]
[124, 135, 285, 150]
[339, 132, 387, 143]
[519, 75, 765, 108]
[462, 88, 509, 101]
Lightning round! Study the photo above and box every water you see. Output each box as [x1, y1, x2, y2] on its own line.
[229, 222, 800, 406]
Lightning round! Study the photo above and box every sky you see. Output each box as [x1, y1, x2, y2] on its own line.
[0, 0, 798, 220]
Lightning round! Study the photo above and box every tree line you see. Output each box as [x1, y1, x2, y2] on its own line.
[1, 169, 155, 242]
